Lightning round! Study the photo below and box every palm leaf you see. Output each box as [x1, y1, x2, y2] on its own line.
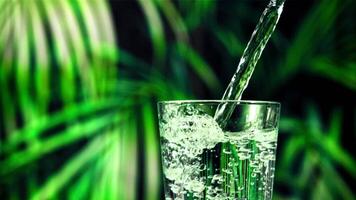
[30, 133, 113, 200]
[156, 0, 188, 42]
[309, 57, 356, 90]
[270, 0, 353, 92]
[0, 1, 120, 199]
[142, 100, 160, 200]
[138, 0, 166, 66]
[176, 42, 221, 93]
[0, 114, 122, 176]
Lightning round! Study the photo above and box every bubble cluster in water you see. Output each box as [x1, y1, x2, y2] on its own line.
[160, 105, 278, 199]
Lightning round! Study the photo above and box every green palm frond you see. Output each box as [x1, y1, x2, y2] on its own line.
[269, 0, 355, 93]
[309, 57, 356, 90]
[138, 0, 166, 66]
[0, 0, 121, 199]
[278, 106, 356, 198]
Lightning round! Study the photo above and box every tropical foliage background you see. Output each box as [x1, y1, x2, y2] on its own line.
[0, 0, 355, 199]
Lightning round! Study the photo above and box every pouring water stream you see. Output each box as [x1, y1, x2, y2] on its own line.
[214, 0, 286, 127]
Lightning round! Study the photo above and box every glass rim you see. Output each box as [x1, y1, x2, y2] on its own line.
[158, 100, 280, 106]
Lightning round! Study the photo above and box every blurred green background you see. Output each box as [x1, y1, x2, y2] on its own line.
[0, 0, 355, 199]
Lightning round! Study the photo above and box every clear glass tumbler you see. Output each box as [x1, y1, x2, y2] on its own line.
[158, 100, 280, 200]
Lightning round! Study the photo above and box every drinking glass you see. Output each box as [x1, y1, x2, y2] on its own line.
[158, 100, 280, 200]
